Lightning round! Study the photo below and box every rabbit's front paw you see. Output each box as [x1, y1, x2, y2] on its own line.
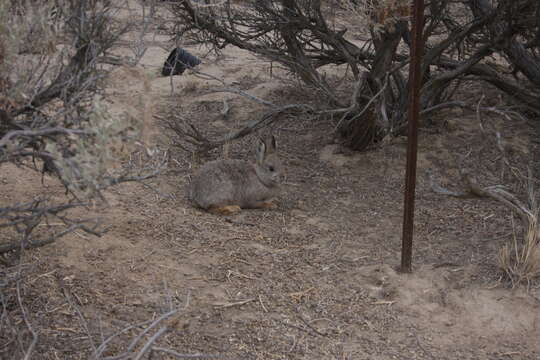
[258, 200, 278, 210]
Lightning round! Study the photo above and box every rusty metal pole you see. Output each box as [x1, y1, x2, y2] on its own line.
[401, 0, 425, 273]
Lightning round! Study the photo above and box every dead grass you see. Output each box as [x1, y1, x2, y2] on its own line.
[498, 189, 540, 286]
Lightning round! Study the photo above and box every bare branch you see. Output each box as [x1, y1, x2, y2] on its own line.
[0, 127, 92, 148]
[17, 281, 38, 360]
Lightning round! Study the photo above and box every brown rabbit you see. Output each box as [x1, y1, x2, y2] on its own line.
[188, 135, 283, 215]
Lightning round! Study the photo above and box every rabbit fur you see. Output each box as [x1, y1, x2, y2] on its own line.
[188, 135, 283, 213]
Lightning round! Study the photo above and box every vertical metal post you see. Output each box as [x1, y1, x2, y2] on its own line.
[401, 0, 425, 273]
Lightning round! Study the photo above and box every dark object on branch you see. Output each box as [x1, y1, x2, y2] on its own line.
[161, 47, 201, 76]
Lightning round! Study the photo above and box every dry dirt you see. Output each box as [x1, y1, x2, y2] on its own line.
[2, 2, 540, 360]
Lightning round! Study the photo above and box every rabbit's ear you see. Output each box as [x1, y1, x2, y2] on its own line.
[256, 137, 267, 163]
[270, 135, 277, 151]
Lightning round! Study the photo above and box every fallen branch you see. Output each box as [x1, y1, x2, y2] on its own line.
[430, 103, 540, 285]
[151, 347, 221, 359]
[212, 298, 255, 308]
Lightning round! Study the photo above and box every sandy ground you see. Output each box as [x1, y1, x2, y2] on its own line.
[2, 2, 540, 359]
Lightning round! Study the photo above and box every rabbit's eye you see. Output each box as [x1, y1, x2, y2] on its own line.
[268, 165, 275, 172]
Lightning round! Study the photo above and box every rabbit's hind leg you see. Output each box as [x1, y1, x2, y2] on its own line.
[256, 200, 277, 210]
[209, 205, 242, 215]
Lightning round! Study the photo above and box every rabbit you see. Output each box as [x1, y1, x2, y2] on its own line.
[188, 135, 283, 215]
